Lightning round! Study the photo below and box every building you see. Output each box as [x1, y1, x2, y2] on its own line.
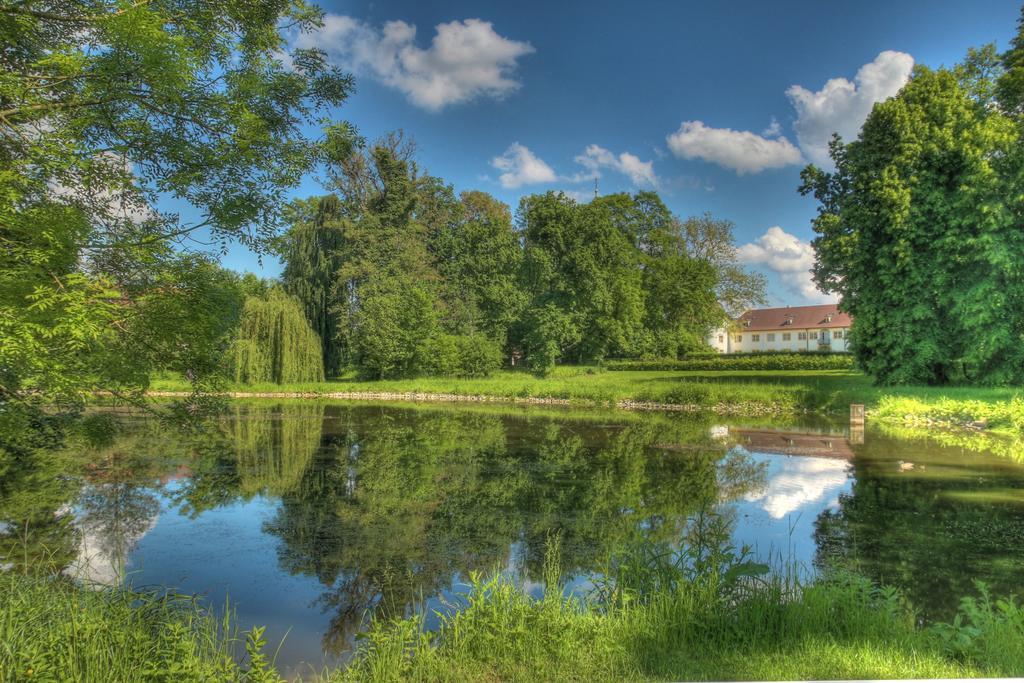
[708, 304, 852, 353]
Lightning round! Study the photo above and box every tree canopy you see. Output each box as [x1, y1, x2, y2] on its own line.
[0, 0, 351, 450]
[800, 20, 1024, 385]
[277, 144, 762, 377]
[231, 288, 325, 385]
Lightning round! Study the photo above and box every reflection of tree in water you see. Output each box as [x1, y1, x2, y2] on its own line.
[172, 402, 325, 516]
[226, 403, 325, 497]
[0, 450, 79, 574]
[814, 431, 1024, 621]
[59, 423, 188, 583]
[262, 406, 766, 655]
[1, 418, 178, 576]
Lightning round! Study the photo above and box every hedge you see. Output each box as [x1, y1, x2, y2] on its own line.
[605, 352, 855, 372]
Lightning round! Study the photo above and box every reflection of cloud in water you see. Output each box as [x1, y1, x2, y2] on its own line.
[744, 456, 850, 519]
[63, 490, 160, 586]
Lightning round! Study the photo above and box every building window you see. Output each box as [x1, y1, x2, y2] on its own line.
[834, 330, 844, 339]
[798, 332, 807, 340]
[752, 334, 760, 342]
[718, 335, 724, 342]
[810, 331, 818, 340]
[782, 332, 791, 341]
[734, 334, 743, 343]
[767, 333, 775, 341]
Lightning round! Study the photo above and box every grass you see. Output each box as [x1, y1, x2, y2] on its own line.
[0, 572, 280, 683]
[332, 529, 1024, 682]
[334, 572, 1024, 682]
[4, 559, 1023, 682]
[148, 366, 1024, 431]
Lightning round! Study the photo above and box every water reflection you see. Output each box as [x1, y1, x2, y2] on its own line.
[1, 403, 1023, 670]
[814, 430, 1024, 620]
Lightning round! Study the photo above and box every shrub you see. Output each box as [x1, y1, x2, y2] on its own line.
[454, 334, 503, 378]
[607, 352, 855, 372]
[423, 333, 503, 378]
[652, 383, 713, 405]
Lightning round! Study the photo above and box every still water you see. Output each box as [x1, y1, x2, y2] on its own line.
[3, 402, 1024, 677]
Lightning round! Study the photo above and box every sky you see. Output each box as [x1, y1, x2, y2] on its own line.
[206, 0, 1022, 306]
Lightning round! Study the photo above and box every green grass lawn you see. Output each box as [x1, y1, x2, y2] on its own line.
[148, 367, 1024, 431]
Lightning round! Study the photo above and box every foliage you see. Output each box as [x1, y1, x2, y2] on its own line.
[433, 190, 527, 344]
[350, 278, 438, 379]
[800, 39, 1024, 385]
[872, 395, 1024, 433]
[606, 353, 856, 372]
[280, 196, 347, 376]
[0, 0, 352, 443]
[231, 288, 324, 385]
[278, 165, 762, 379]
[518, 192, 645, 364]
[423, 333, 503, 378]
[933, 582, 1024, 670]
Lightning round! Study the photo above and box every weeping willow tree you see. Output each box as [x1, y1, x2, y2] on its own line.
[281, 195, 346, 376]
[226, 403, 325, 497]
[231, 288, 324, 384]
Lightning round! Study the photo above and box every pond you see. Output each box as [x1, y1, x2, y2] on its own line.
[2, 402, 1024, 679]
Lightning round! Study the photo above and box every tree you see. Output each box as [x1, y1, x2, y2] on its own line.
[280, 196, 346, 376]
[432, 191, 526, 345]
[997, 7, 1024, 114]
[349, 278, 438, 379]
[518, 192, 644, 365]
[677, 213, 767, 316]
[0, 0, 352, 442]
[231, 288, 325, 385]
[801, 64, 1023, 384]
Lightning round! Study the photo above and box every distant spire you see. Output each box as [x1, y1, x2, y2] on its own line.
[594, 177, 599, 199]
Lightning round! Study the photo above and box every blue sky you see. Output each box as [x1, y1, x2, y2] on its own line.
[210, 0, 1022, 305]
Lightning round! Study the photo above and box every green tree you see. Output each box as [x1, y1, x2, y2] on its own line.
[801, 63, 1023, 384]
[0, 0, 352, 440]
[678, 213, 767, 317]
[518, 192, 644, 366]
[231, 288, 325, 384]
[280, 196, 346, 376]
[997, 7, 1024, 113]
[432, 190, 526, 345]
[350, 278, 439, 379]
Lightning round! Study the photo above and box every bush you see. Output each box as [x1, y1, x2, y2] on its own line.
[607, 352, 855, 372]
[454, 334, 503, 378]
[423, 333, 503, 378]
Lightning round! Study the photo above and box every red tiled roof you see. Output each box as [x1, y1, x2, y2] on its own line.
[737, 304, 851, 331]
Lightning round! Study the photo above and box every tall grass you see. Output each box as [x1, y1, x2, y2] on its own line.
[2, 556, 1021, 681]
[335, 534, 1024, 682]
[0, 573, 280, 682]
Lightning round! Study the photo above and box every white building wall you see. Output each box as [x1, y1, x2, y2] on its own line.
[708, 327, 850, 353]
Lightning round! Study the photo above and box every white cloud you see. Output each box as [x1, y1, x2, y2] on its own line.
[295, 16, 534, 111]
[665, 121, 803, 174]
[491, 143, 557, 188]
[573, 144, 658, 186]
[787, 50, 914, 166]
[663, 51, 913, 174]
[737, 226, 836, 303]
